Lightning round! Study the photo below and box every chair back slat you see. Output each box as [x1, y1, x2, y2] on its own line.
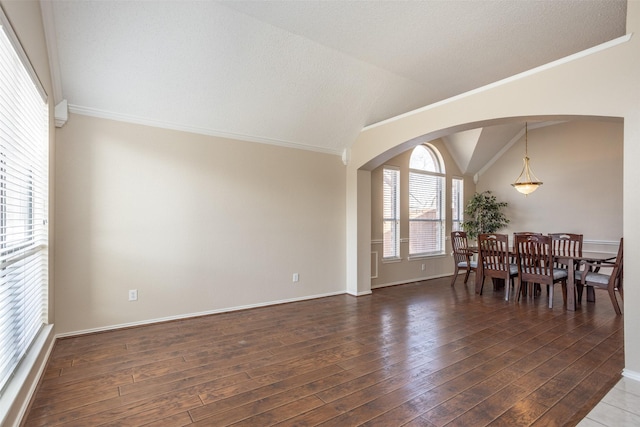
[450, 231, 477, 287]
[478, 233, 516, 299]
[451, 231, 470, 265]
[550, 233, 583, 269]
[479, 233, 510, 275]
[550, 233, 583, 256]
[515, 234, 554, 284]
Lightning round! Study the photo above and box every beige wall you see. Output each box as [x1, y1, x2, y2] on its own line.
[55, 114, 346, 334]
[370, 138, 475, 287]
[477, 120, 623, 250]
[0, 0, 637, 423]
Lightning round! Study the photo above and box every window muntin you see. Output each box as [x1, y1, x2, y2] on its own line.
[409, 145, 445, 256]
[382, 167, 400, 259]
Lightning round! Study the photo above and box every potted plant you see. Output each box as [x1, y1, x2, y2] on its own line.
[461, 191, 509, 240]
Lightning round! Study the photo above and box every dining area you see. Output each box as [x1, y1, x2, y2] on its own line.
[451, 231, 624, 315]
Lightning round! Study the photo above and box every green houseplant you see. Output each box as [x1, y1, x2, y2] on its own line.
[461, 191, 509, 240]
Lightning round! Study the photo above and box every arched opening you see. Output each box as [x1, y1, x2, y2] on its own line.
[369, 118, 622, 290]
[344, 28, 639, 374]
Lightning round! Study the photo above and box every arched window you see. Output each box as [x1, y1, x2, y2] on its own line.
[409, 144, 445, 256]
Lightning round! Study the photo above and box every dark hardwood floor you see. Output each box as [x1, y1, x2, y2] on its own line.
[23, 276, 624, 426]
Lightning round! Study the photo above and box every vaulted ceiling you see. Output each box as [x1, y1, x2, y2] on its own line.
[42, 0, 627, 174]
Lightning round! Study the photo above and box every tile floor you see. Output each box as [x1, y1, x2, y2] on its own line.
[578, 377, 640, 426]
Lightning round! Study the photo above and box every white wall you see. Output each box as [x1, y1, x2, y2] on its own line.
[55, 114, 346, 334]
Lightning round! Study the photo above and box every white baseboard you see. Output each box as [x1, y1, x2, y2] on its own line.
[346, 290, 373, 296]
[372, 273, 451, 289]
[55, 291, 345, 339]
[622, 368, 640, 382]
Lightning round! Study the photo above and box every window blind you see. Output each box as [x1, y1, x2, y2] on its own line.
[409, 171, 445, 255]
[452, 178, 464, 231]
[383, 167, 400, 258]
[0, 11, 49, 394]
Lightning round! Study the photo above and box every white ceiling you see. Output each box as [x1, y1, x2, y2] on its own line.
[43, 0, 627, 173]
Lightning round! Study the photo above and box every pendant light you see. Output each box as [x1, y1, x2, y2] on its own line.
[511, 122, 543, 195]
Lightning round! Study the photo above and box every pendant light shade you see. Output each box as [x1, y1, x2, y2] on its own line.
[512, 122, 542, 195]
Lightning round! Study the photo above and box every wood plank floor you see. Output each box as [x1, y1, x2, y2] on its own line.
[22, 277, 624, 426]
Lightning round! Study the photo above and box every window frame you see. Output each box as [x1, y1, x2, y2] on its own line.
[382, 166, 400, 260]
[408, 144, 446, 257]
[0, 6, 49, 398]
[452, 177, 464, 232]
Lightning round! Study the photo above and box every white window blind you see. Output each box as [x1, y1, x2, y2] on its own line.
[0, 10, 49, 395]
[409, 145, 445, 256]
[382, 167, 400, 259]
[452, 178, 464, 231]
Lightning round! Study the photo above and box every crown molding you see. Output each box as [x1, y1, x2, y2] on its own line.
[68, 104, 342, 156]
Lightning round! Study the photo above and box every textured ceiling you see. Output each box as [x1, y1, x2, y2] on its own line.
[44, 0, 627, 171]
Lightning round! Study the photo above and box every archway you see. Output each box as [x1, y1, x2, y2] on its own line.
[345, 29, 640, 377]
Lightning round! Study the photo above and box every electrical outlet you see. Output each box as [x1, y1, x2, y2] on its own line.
[292, 273, 299, 283]
[421, 263, 425, 271]
[128, 289, 138, 301]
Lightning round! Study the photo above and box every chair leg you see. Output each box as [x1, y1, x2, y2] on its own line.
[463, 268, 470, 284]
[506, 278, 515, 302]
[579, 285, 597, 303]
[537, 284, 543, 297]
[450, 269, 459, 287]
[516, 280, 523, 302]
[576, 283, 584, 304]
[519, 281, 527, 299]
[608, 288, 622, 315]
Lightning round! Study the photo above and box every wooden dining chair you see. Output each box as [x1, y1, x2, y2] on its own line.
[513, 231, 543, 241]
[550, 233, 583, 259]
[478, 233, 518, 300]
[513, 232, 543, 295]
[577, 238, 624, 315]
[550, 233, 584, 301]
[450, 231, 477, 286]
[515, 234, 568, 308]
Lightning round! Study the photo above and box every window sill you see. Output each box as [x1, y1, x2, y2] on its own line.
[382, 257, 402, 264]
[408, 253, 447, 261]
[0, 324, 54, 426]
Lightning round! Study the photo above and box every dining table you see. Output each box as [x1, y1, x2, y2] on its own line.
[473, 247, 616, 311]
